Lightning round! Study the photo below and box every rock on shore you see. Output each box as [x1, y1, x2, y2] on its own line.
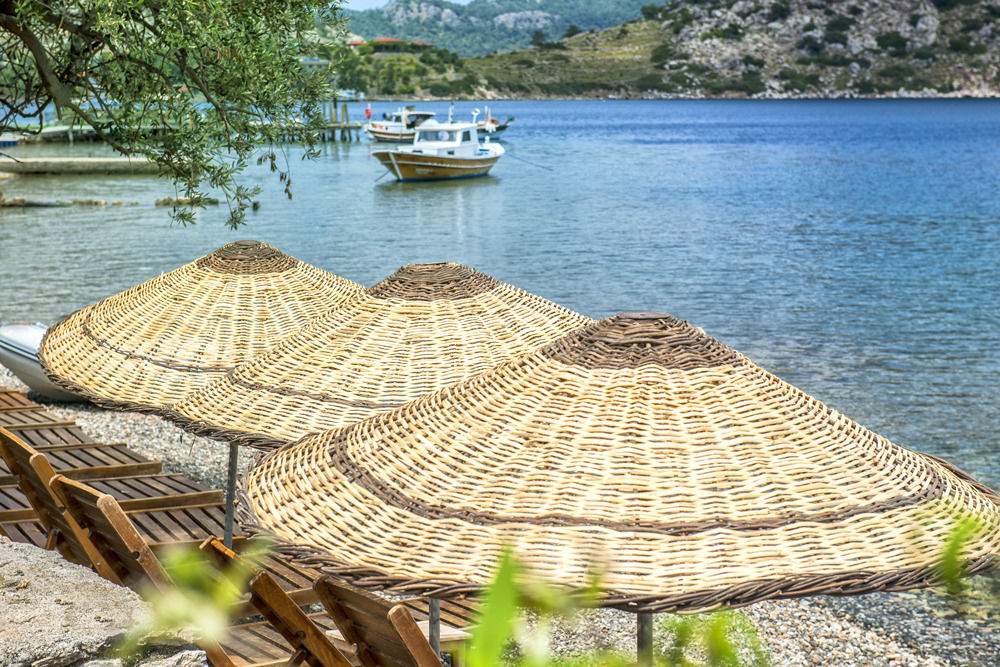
[0, 536, 205, 667]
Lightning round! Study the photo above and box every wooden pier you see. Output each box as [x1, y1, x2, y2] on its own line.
[0, 157, 159, 175]
[16, 101, 364, 144]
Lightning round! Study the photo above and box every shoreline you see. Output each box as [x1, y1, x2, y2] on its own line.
[1, 366, 996, 665]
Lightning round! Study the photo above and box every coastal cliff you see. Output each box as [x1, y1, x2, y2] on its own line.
[460, 0, 1000, 98]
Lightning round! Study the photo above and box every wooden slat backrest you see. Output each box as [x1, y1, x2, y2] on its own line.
[0, 428, 119, 581]
[200, 538, 354, 667]
[249, 572, 354, 667]
[0, 461, 162, 486]
[49, 474, 169, 591]
[200, 536, 320, 606]
[315, 575, 444, 667]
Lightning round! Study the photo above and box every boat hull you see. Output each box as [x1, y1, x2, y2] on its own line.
[366, 127, 415, 143]
[0, 324, 86, 401]
[373, 150, 500, 181]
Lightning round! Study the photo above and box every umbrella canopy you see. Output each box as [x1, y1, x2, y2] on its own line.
[39, 240, 365, 412]
[167, 262, 593, 449]
[241, 312, 1000, 612]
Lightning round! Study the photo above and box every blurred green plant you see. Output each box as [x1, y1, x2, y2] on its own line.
[116, 541, 271, 660]
[937, 514, 987, 596]
[466, 547, 770, 666]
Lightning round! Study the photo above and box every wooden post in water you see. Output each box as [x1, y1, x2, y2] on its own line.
[341, 104, 349, 141]
[637, 612, 654, 666]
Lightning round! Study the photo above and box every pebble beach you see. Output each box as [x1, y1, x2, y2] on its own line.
[1, 367, 997, 666]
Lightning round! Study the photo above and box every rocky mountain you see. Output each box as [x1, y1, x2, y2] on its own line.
[346, 0, 649, 56]
[460, 0, 1000, 98]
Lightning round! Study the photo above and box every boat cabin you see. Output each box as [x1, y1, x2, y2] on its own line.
[408, 121, 484, 157]
[387, 109, 435, 127]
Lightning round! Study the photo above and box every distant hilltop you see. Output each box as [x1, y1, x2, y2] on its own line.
[453, 0, 1000, 99]
[346, 0, 649, 57]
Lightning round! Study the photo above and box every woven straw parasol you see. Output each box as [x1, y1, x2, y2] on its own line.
[241, 312, 1000, 614]
[38, 240, 365, 546]
[38, 240, 364, 411]
[166, 262, 593, 449]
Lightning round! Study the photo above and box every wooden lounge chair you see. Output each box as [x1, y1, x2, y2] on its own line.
[0, 428, 233, 556]
[49, 474, 354, 666]
[315, 575, 470, 667]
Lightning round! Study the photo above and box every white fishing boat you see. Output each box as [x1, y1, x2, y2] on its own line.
[0, 323, 85, 401]
[477, 106, 514, 139]
[372, 117, 504, 182]
[364, 107, 436, 143]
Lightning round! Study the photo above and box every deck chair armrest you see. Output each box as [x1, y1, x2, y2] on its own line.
[117, 490, 223, 512]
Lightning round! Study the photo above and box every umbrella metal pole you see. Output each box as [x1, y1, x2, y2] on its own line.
[224, 441, 239, 548]
[429, 598, 441, 656]
[637, 612, 653, 666]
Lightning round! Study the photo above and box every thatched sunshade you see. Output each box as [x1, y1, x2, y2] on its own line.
[242, 312, 1000, 613]
[38, 240, 365, 412]
[167, 262, 593, 449]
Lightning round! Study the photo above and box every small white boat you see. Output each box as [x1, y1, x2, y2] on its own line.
[0, 323, 85, 401]
[365, 107, 436, 143]
[372, 118, 504, 182]
[477, 106, 514, 139]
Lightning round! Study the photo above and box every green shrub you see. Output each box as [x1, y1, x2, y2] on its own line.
[449, 75, 478, 94]
[802, 20, 817, 31]
[824, 29, 848, 45]
[962, 18, 984, 32]
[798, 54, 854, 67]
[849, 5, 863, 15]
[702, 22, 744, 40]
[640, 3, 661, 20]
[913, 45, 936, 60]
[797, 35, 824, 54]
[669, 71, 691, 87]
[987, 6, 1000, 18]
[932, 0, 977, 9]
[669, 7, 696, 33]
[855, 79, 875, 94]
[514, 58, 535, 67]
[742, 54, 766, 68]
[878, 63, 915, 79]
[740, 71, 766, 95]
[766, 2, 790, 21]
[637, 73, 672, 91]
[909, 13, 922, 26]
[564, 24, 583, 38]
[536, 80, 604, 96]
[826, 16, 855, 31]
[876, 31, 908, 56]
[651, 42, 680, 65]
[779, 68, 821, 91]
[547, 53, 570, 62]
[950, 36, 987, 54]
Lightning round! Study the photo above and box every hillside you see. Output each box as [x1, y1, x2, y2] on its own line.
[346, 0, 649, 56]
[458, 0, 1000, 98]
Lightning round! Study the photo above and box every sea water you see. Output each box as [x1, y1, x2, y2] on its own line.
[0, 99, 997, 488]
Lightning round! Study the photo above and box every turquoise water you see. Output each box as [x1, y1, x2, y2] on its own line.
[1, 99, 998, 488]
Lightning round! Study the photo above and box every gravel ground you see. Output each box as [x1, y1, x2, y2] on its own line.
[1, 366, 997, 666]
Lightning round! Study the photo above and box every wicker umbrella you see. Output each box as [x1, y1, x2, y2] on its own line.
[39, 240, 366, 543]
[166, 262, 593, 450]
[241, 312, 1000, 624]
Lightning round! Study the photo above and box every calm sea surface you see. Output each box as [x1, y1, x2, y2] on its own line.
[1, 99, 998, 488]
